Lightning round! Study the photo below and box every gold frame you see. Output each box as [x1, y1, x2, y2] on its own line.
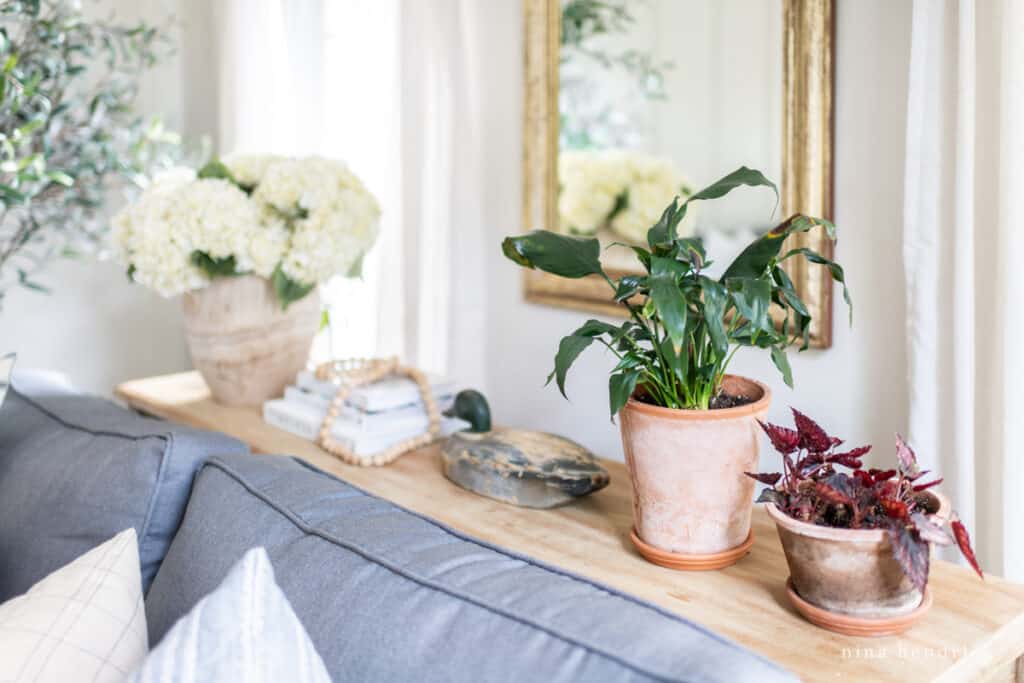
[521, 0, 837, 347]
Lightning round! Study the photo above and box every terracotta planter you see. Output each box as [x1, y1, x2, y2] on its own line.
[768, 491, 949, 619]
[619, 374, 770, 566]
[183, 275, 320, 407]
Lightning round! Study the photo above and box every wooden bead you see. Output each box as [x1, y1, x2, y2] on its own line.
[312, 357, 442, 467]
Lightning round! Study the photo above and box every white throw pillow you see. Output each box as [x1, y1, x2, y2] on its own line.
[0, 528, 147, 683]
[129, 547, 330, 683]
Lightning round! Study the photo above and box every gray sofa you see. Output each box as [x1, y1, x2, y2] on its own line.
[0, 371, 797, 683]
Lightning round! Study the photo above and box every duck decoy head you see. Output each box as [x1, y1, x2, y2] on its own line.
[443, 389, 492, 433]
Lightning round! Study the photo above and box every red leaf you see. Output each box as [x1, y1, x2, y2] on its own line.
[869, 468, 897, 482]
[814, 481, 852, 505]
[853, 470, 874, 487]
[745, 471, 782, 486]
[758, 421, 800, 454]
[792, 408, 833, 452]
[913, 477, 943, 492]
[951, 519, 984, 579]
[831, 455, 863, 469]
[886, 521, 930, 592]
[830, 445, 872, 461]
[881, 498, 909, 521]
[895, 433, 923, 480]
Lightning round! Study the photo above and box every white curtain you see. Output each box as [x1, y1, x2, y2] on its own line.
[210, 0, 488, 391]
[904, 0, 1024, 577]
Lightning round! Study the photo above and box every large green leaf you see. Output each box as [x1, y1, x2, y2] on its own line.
[197, 158, 237, 184]
[687, 166, 779, 206]
[614, 274, 647, 302]
[645, 197, 687, 249]
[781, 246, 853, 322]
[190, 251, 240, 278]
[502, 230, 605, 279]
[721, 213, 835, 281]
[770, 345, 794, 388]
[699, 276, 729, 357]
[648, 167, 776, 250]
[271, 264, 315, 310]
[649, 255, 688, 350]
[546, 319, 618, 398]
[609, 369, 641, 418]
[727, 277, 772, 334]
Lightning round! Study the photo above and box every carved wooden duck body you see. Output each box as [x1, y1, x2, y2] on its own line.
[441, 390, 610, 508]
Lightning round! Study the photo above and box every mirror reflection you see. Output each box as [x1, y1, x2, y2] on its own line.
[558, 0, 783, 275]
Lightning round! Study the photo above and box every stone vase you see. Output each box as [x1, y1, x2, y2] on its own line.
[182, 275, 320, 407]
[768, 491, 949, 619]
[619, 375, 770, 564]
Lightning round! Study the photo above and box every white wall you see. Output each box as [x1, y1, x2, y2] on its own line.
[481, 0, 912, 466]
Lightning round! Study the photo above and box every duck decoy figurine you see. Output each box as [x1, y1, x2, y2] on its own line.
[441, 390, 610, 508]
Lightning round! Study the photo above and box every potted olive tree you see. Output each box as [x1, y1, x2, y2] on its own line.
[502, 167, 851, 569]
[750, 410, 981, 635]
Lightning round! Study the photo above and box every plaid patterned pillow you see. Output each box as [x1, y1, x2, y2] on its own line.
[0, 528, 147, 682]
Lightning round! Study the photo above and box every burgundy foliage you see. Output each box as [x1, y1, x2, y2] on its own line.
[746, 409, 983, 591]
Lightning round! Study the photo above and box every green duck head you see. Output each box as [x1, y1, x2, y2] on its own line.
[443, 389, 492, 433]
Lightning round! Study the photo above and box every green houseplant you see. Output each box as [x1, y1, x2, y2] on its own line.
[0, 0, 178, 307]
[502, 167, 851, 568]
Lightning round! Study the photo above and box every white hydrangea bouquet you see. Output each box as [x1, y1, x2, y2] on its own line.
[558, 149, 695, 243]
[114, 154, 380, 308]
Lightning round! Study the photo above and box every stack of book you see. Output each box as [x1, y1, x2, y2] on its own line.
[263, 370, 469, 457]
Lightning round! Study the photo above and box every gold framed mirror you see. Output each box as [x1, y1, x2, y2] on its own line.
[522, 0, 836, 347]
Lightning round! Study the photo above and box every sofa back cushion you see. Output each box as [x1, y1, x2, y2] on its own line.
[145, 453, 796, 683]
[0, 371, 249, 600]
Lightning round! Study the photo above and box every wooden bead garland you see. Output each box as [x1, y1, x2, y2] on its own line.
[313, 357, 441, 466]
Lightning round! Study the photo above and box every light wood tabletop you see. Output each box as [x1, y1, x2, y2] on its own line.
[117, 371, 1024, 683]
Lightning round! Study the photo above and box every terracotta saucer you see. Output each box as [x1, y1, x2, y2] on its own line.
[785, 578, 932, 637]
[629, 529, 754, 570]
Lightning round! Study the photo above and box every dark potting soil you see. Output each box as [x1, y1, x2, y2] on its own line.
[634, 391, 757, 410]
[708, 392, 757, 410]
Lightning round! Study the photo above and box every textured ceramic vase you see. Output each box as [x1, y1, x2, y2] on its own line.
[619, 375, 770, 557]
[183, 275, 320, 407]
[768, 491, 949, 618]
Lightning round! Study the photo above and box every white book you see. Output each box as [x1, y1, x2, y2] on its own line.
[295, 370, 455, 412]
[283, 385, 455, 434]
[263, 398, 469, 457]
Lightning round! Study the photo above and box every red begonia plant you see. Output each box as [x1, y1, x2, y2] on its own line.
[748, 409, 982, 591]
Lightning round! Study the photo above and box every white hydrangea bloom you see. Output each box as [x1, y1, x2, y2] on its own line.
[115, 156, 381, 299]
[557, 150, 695, 243]
[610, 153, 696, 243]
[254, 156, 381, 285]
[113, 176, 263, 297]
[557, 150, 630, 234]
[223, 154, 287, 188]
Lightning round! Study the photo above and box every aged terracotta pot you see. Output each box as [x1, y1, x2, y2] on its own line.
[619, 374, 770, 560]
[768, 491, 949, 619]
[183, 275, 320, 407]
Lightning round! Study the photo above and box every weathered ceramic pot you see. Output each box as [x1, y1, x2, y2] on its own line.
[768, 491, 949, 618]
[183, 275, 320, 407]
[619, 375, 770, 560]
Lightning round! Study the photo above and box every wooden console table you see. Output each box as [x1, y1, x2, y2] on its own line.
[117, 371, 1024, 683]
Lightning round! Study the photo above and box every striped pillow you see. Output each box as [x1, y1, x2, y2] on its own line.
[130, 547, 329, 682]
